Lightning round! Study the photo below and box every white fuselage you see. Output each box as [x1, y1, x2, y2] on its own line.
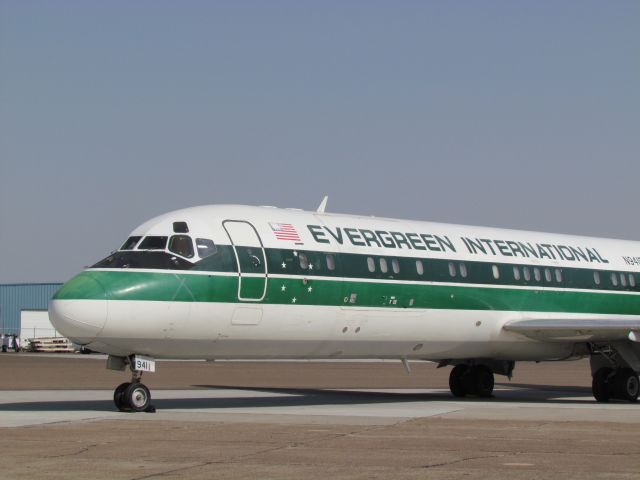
[49, 204, 640, 362]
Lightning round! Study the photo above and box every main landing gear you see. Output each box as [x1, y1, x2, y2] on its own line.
[590, 345, 640, 403]
[448, 364, 495, 398]
[592, 368, 639, 403]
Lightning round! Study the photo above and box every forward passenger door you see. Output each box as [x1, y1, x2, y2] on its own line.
[223, 220, 268, 302]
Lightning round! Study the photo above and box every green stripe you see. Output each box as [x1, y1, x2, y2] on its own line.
[54, 270, 640, 316]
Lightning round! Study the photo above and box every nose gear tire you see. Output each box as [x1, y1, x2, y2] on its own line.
[124, 383, 151, 412]
[114, 382, 131, 411]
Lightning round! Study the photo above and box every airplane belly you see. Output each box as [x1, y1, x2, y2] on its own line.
[92, 300, 574, 361]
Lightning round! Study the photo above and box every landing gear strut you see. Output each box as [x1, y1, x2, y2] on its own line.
[113, 365, 155, 412]
[449, 364, 495, 398]
[592, 368, 639, 403]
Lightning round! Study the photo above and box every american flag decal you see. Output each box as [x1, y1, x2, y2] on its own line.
[270, 223, 302, 242]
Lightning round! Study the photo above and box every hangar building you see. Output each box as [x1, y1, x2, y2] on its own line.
[0, 283, 63, 343]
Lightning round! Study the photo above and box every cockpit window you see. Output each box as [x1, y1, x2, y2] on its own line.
[196, 238, 217, 258]
[121, 236, 142, 250]
[92, 251, 193, 270]
[169, 235, 194, 258]
[138, 236, 168, 250]
[173, 221, 189, 233]
[92, 244, 235, 272]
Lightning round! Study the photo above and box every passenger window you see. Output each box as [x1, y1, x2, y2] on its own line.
[513, 266, 521, 281]
[544, 268, 552, 282]
[196, 238, 217, 258]
[611, 273, 618, 287]
[379, 258, 388, 273]
[555, 269, 563, 283]
[593, 271, 601, 285]
[367, 257, 375, 273]
[448, 262, 456, 277]
[299, 253, 309, 269]
[416, 260, 424, 276]
[138, 236, 168, 250]
[326, 254, 336, 271]
[533, 267, 541, 282]
[169, 235, 194, 258]
[121, 236, 142, 250]
[492, 265, 500, 280]
[459, 263, 468, 278]
[629, 274, 636, 288]
[620, 273, 627, 287]
[523, 267, 531, 282]
[392, 258, 400, 274]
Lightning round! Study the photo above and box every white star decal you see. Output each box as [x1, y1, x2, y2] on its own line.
[293, 251, 298, 256]
[308, 264, 314, 270]
[307, 286, 313, 293]
[281, 262, 286, 268]
[281, 285, 287, 292]
[292, 297, 297, 303]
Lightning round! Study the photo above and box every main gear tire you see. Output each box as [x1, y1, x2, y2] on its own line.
[592, 368, 613, 403]
[612, 369, 639, 403]
[469, 365, 494, 398]
[449, 365, 469, 397]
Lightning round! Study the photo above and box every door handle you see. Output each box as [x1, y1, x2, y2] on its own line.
[248, 254, 261, 267]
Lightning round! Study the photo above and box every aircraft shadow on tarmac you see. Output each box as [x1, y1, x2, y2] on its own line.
[0, 384, 600, 413]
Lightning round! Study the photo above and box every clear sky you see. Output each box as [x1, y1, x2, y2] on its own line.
[1, 1, 638, 283]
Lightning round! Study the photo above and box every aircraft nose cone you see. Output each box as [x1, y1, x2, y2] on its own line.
[49, 275, 108, 343]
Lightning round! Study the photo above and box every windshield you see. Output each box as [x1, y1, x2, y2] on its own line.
[98, 237, 230, 271]
[121, 236, 142, 250]
[92, 251, 194, 270]
[138, 236, 168, 250]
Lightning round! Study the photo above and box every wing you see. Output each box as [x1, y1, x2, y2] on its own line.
[503, 318, 640, 342]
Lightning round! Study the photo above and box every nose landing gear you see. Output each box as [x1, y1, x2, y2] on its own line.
[107, 355, 156, 412]
[114, 380, 153, 412]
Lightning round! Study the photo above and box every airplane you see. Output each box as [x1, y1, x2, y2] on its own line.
[49, 198, 640, 412]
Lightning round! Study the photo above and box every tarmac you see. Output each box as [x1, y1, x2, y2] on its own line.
[1, 354, 639, 479]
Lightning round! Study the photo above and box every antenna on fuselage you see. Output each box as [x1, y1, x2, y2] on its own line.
[316, 195, 329, 214]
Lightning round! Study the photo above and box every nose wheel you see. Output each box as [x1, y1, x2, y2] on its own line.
[113, 363, 155, 412]
[114, 382, 153, 412]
